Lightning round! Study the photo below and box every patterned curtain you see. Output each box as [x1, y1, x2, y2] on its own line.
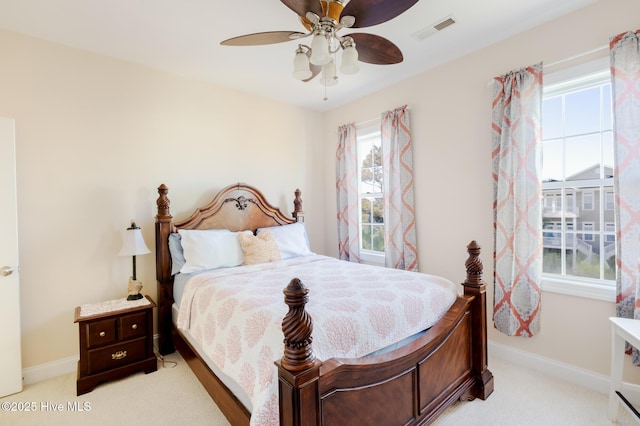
[381, 105, 418, 271]
[611, 30, 640, 362]
[491, 63, 543, 337]
[336, 123, 360, 262]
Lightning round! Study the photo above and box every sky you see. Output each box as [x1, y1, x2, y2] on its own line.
[541, 82, 613, 182]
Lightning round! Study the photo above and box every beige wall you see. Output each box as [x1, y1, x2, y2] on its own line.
[0, 29, 325, 368]
[324, 0, 640, 377]
[2, 0, 639, 381]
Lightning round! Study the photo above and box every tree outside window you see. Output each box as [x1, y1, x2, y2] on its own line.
[358, 131, 384, 254]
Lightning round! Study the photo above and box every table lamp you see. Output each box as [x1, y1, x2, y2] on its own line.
[117, 221, 151, 300]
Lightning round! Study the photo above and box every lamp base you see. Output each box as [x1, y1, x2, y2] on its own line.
[127, 278, 144, 301]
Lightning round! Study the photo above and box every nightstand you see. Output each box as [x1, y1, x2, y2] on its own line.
[74, 295, 157, 395]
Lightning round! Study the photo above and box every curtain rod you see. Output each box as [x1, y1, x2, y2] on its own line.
[353, 106, 412, 129]
[355, 117, 380, 128]
[543, 44, 608, 69]
[487, 45, 609, 86]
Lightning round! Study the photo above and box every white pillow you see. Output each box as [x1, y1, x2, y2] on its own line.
[257, 222, 314, 259]
[178, 229, 249, 273]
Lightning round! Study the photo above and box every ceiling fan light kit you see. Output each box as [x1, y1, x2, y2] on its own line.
[339, 39, 359, 74]
[309, 30, 332, 65]
[293, 46, 313, 80]
[221, 0, 420, 95]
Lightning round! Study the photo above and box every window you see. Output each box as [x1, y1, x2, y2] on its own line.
[544, 193, 559, 210]
[357, 126, 384, 263]
[541, 60, 616, 298]
[605, 222, 616, 243]
[582, 222, 594, 241]
[582, 191, 594, 210]
[605, 190, 614, 210]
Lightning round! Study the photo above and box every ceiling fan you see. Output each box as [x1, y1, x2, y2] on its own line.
[220, 0, 420, 86]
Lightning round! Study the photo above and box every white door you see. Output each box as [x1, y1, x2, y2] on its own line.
[0, 117, 22, 397]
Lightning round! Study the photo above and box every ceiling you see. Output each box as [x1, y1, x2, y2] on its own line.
[0, 0, 597, 112]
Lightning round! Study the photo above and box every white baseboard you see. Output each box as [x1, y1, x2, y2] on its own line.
[22, 355, 77, 386]
[489, 340, 640, 399]
[21, 335, 161, 386]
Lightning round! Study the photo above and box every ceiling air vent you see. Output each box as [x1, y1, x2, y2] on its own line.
[434, 17, 456, 31]
[412, 16, 456, 41]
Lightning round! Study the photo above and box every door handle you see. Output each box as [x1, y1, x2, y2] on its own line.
[0, 266, 14, 276]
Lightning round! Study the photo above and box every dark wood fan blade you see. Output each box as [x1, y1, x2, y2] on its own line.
[347, 33, 403, 64]
[342, 0, 419, 28]
[221, 31, 305, 46]
[280, 0, 323, 18]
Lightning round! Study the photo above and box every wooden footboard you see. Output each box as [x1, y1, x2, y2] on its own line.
[276, 241, 494, 426]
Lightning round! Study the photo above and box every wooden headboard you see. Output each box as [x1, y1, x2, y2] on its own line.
[154, 182, 304, 354]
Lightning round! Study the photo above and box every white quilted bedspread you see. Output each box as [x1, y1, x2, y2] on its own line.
[176, 255, 459, 426]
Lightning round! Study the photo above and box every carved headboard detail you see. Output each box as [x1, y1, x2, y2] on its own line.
[154, 182, 304, 354]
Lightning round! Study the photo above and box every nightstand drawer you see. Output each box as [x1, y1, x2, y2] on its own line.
[86, 318, 117, 348]
[87, 337, 147, 375]
[119, 311, 147, 340]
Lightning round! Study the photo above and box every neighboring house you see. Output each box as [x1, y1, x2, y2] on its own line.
[542, 164, 615, 262]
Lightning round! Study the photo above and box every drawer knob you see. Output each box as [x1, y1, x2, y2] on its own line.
[99, 331, 106, 337]
[111, 350, 127, 360]
[131, 324, 138, 330]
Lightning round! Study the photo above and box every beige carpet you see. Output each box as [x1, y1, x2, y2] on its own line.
[436, 357, 637, 426]
[0, 352, 636, 426]
[0, 352, 229, 426]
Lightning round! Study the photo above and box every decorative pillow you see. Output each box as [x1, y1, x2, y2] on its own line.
[168, 233, 185, 276]
[178, 229, 249, 273]
[257, 222, 314, 259]
[239, 230, 281, 265]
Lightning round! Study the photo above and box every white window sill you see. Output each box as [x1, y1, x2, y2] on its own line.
[541, 275, 615, 302]
[359, 251, 385, 267]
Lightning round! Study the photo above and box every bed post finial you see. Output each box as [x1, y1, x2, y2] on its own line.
[277, 278, 321, 425]
[292, 189, 304, 222]
[281, 278, 315, 371]
[157, 184, 171, 218]
[465, 240, 483, 286]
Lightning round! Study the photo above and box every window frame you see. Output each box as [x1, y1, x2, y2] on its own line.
[541, 57, 616, 302]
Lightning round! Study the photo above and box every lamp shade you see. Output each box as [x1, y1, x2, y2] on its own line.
[340, 45, 359, 75]
[293, 50, 312, 80]
[117, 222, 151, 257]
[309, 33, 330, 66]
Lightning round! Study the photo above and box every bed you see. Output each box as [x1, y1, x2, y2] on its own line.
[155, 182, 493, 425]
